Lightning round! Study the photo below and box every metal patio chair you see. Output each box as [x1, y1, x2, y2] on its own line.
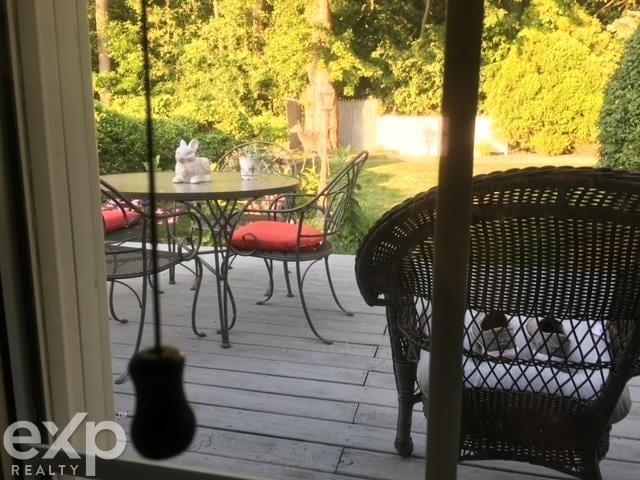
[230, 151, 368, 344]
[355, 167, 640, 479]
[101, 179, 203, 383]
[216, 141, 305, 300]
[216, 141, 304, 176]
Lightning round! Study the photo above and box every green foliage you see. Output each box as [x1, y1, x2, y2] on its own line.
[331, 149, 368, 254]
[90, 0, 636, 157]
[484, 0, 622, 155]
[382, 33, 445, 114]
[332, 191, 367, 254]
[143, 155, 162, 172]
[599, 27, 640, 170]
[95, 104, 235, 174]
[297, 165, 321, 196]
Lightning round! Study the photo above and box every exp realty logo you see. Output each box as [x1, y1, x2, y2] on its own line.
[3, 413, 126, 477]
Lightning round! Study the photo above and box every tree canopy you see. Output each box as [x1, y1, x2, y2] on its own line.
[90, 0, 639, 159]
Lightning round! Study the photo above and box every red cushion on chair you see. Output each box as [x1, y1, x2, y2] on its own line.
[231, 221, 323, 252]
[102, 208, 142, 233]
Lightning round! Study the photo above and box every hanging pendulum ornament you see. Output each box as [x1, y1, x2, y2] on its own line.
[129, 0, 196, 459]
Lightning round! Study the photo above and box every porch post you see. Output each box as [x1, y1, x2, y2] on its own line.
[425, 1, 484, 479]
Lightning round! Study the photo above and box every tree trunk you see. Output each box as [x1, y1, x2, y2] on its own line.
[306, 0, 337, 193]
[96, 0, 111, 105]
[420, 0, 432, 38]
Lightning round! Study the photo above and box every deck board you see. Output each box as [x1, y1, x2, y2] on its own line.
[110, 254, 640, 479]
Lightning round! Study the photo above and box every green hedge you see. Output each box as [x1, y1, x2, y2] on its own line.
[95, 104, 237, 174]
[484, 29, 613, 155]
[599, 28, 640, 171]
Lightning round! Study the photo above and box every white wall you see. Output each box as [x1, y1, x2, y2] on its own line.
[376, 115, 508, 157]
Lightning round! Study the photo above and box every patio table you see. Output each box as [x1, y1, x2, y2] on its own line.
[100, 171, 300, 348]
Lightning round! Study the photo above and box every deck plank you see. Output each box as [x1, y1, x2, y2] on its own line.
[111, 343, 368, 385]
[112, 357, 397, 407]
[114, 379, 358, 423]
[114, 393, 426, 457]
[117, 416, 343, 473]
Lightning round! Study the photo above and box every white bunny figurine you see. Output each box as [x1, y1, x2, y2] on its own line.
[172, 139, 212, 184]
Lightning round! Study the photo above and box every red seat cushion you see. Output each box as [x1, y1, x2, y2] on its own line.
[231, 221, 323, 252]
[102, 208, 142, 233]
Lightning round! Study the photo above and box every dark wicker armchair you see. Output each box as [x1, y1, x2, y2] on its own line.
[101, 179, 203, 383]
[355, 167, 640, 479]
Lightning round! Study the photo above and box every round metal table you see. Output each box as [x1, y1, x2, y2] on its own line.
[101, 171, 300, 347]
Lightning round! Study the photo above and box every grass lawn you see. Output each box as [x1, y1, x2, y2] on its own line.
[356, 152, 597, 227]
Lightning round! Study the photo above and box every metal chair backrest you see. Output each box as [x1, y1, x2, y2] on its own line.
[315, 150, 368, 238]
[216, 141, 299, 176]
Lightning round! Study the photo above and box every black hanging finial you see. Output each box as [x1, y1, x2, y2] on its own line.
[129, 0, 196, 459]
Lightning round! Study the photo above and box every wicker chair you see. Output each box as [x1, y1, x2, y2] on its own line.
[101, 179, 203, 383]
[230, 151, 368, 344]
[355, 167, 640, 479]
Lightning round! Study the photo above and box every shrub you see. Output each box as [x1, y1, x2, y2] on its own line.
[485, 29, 614, 155]
[599, 28, 640, 171]
[483, 0, 621, 155]
[95, 104, 236, 174]
[381, 33, 445, 114]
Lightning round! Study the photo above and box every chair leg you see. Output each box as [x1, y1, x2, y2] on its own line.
[227, 281, 237, 331]
[191, 257, 206, 338]
[148, 274, 164, 294]
[394, 359, 417, 457]
[324, 256, 353, 317]
[109, 281, 128, 324]
[115, 274, 148, 385]
[215, 280, 238, 334]
[258, 259, 275, 305]
[295, 259, 332, 344]
[582, 452, 604, 480]
[283, 261, 294, 297]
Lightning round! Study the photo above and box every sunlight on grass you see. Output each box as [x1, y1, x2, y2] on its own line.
[358, 153, 596, 226]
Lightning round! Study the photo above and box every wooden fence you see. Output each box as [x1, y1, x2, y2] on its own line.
[338, 99, 378, 151]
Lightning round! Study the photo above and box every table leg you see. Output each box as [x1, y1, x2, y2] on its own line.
[189, 199, 247, 348]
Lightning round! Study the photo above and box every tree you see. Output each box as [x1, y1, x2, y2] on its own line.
[599, 27, 640, 170]
[96, 0, 112, 104]
[305, 0, 337, 191]
[484, 0, 623, 154]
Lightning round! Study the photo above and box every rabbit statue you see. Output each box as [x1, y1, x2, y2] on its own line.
[172, 139, 212, 184]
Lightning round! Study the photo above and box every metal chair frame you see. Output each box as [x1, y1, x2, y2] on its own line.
[101, 179, 203, 383]
[232, 151, 368, 344]
[215, 141, 305, 301]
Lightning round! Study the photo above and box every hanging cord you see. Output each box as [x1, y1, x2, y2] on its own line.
[140, 0, 162, 352]
[130, 4, 196, 460]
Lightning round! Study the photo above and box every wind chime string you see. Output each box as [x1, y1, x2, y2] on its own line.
[140, 0, 162, 352]
[129, 0, 196, 460]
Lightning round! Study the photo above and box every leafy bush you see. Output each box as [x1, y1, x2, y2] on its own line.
[331, 149, 369, 254]
[483, 0, 621, 155]
[95, 104, 236, 174]
[383, 33, 445, 115]
[599, 28, 640, 171]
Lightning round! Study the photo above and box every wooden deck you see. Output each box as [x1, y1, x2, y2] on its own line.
[109, 254, 640, 480]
